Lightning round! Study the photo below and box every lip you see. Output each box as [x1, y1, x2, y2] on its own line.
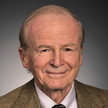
[46, 71, 66, 78]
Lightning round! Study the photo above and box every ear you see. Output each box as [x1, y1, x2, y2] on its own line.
[18, 47, 30, 69]
[79, 46, 84, 66]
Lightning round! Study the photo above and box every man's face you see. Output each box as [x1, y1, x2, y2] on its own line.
[26, 14, 83, 91]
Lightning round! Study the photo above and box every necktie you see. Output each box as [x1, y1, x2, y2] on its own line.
[52, 104, 66, 108]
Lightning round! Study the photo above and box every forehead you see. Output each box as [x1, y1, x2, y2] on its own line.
[27, 14, 81, 42]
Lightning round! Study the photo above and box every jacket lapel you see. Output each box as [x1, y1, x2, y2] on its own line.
[12, 79, 107, 108]
[12, 79, 41, 108]
[74, 80, 105, 108]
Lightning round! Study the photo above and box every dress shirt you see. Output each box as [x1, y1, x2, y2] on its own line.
[34, 82, 77, 108]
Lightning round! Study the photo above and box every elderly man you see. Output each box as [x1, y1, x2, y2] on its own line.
[0, 5, 108, 108]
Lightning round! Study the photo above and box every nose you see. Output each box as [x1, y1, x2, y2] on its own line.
[49, 50, 64, 67]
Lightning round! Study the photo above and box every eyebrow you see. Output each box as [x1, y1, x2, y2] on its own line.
[63, 43, 75, 47]
[38, 45, 52, 49]
[37, 43, 76, 49]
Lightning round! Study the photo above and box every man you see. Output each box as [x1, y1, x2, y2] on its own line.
[0, 5, 108, 108]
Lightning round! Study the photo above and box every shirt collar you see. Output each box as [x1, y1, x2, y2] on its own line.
[34, 82, 77, 108]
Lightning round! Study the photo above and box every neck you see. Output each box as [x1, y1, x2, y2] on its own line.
[38, 84, 72, 104]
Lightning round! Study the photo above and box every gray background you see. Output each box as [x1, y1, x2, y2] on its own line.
[0, 0, 108, 96]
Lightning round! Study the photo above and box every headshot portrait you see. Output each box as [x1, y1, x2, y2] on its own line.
[0, 1, 108, 108]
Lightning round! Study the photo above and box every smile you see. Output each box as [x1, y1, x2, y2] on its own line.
[46, 71, 66, 78]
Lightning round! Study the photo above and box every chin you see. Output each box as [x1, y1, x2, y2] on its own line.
[47, 82, 72, 91]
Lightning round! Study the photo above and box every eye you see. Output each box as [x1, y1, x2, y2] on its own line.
[41, 49, 48, 52]
[65, 48, 72, 51]
[39, 48, 52, 55]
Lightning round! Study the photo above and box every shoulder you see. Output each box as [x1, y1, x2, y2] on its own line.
[74, 80, 108, 104]
[0, 86, 22, 108]
[75, 80, 108, 95]
[0, 79, 34, 108]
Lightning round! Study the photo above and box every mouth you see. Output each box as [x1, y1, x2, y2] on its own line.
[46, 71, 66, 78]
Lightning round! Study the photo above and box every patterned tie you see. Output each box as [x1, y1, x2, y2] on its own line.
[52, 104, 66, 108]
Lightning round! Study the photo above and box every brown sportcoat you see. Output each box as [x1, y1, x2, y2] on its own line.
[0, 79, 108, 108]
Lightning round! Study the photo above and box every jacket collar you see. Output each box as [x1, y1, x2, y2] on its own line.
[74, 80, 105, 108]
[12, 79, 41, 108]
[12, 79, 106, 108]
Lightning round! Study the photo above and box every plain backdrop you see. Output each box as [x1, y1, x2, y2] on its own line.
[0, 0, 108, 96]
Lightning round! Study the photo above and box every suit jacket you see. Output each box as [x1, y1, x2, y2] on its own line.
[0, 79, 108, 108]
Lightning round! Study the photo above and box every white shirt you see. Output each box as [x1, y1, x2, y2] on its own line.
[34, 82, 77, 108]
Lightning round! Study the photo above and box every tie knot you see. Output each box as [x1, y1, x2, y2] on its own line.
[52, 104, 66, 108]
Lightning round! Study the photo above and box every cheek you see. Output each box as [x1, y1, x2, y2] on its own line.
[65, 55, 81, 83]
[35, 55, 49, 65]
[29, 56, 50, 84]
[31, 55, 50, 74]
[66, 54, 81, 68]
